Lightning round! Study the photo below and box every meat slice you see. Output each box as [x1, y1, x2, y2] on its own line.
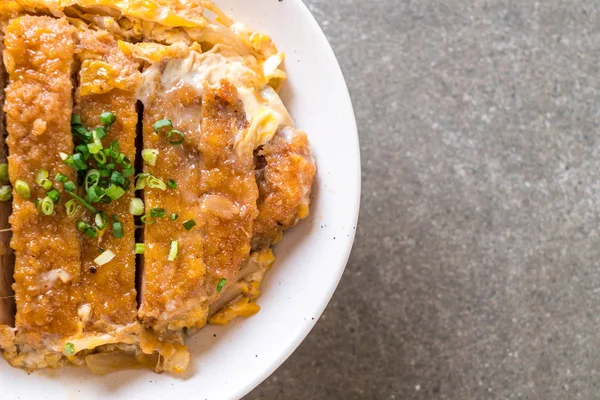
[0, 31, 14, 327]
[74, 29, 139, 334]
[3, 16, 81, 367]
[138, 53, 258, 337]
[252, 127, 316, 248]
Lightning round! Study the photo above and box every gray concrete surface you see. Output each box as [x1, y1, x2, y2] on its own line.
[247, 1, 600, 399]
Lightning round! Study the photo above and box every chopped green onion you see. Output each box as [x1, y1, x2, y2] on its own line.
[129, 198, 144, 216]
[110, 171, 125, 187]
[15, 180, 30, 199]
[135, 173, 150, 190]
[92, 126, 107, 141]
[108, 141, 119, 158]
[122, 167, 135, 178]
[65, 342, 75, 356]
[76, 220, 89, 233]
[150, 208, 166, 218]
[65, 199, 78, 217]
[167, 129, 185, 145]
[121, 156, 132, 168]
[94, 249, 115, 266]
[100, 112, 116, 126]
[182, 219, 196, 231]
[47, 189, 60, 203]
[135, 243, 145, 254]
[55, 173, 68, 183]
[76, 143, 91, 157]
[168, 240, 178, 261]
[67, 191, 97, 214]
[41, 179, 53, 191]
[93, 151, 107, 165]
[35, 169, 48, 185]
[85, 169, 100, 191]
[72, 125, 91, 142]
[142, 149, 158, 166]
[216, 278, 226, 292]
[95, 212, 108, 230]
[167, 179, 177, 189]
[140, 214, 156, 225]
[0, 163, 8, 183]
[153, 118, 172, 133]
[72, 153, 87, 170]
[64, 181, 76, 192]
[86, 186, 105, 203]
[87, 142, 103, 154]
[85, 227, 99, 238]
[116, 153, 125, 164]
[147, 176, 166, 191]
[0, 185, 12, 202]
[71, 115, 81, 125]
[105, 184, 125, 201]
[40, 196, 54, 215]
[170, 213, 179, 221]
[113, 221, 124, 238]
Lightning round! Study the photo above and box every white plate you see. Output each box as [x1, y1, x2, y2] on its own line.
[0, 0, 360, 398]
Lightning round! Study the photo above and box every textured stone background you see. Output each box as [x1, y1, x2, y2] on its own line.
[248, 1, 600, 399]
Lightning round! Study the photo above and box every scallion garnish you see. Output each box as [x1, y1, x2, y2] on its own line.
[95, 212, 108, 230]
[94, 249, 115, 266]
[135, 173, 150, 190]
[113, 221, 124, 238]
[85, 227, 99, 238]
[100, 112, 116, 126]
[72, 153, 87, 170]
[65, 199, 78, 217]
[76, 220, 89, 233]
[64, 181, 76, 192]
[93, 151, 107, 165]
[40, 196, 54, 215]
[110, 171, 125, 187]
[35, 169, 48, 185]
[109, 141, 119, 158]
[87, 142, 103, 154]
[55, 173, 67, 183]
[216, 278, 227, 292]
[71, 115, 81, 125]
[167, 179, 177, 189]
[41, 179, 53, 191]
[15, 180, 30, 199]
[85, 169, 100, 192]
[122, 166, 135, 178]
[64, 342, 75, 356]
[47, 189, 60, 203]
[105, 184, 125, 201]
[0, 163, 8, 183]
[75, 144, 90, 161]
[135, 243, 145, 254]
[67, 191, 98, 214]
[142, 149, 158, 166]
[170, 213, 179, 221]
[92, 126, 107, 141]
[168, 240, 178, 261]
[182, 219, 196, 230]
[167, 129, 185, 145]
[140, 214, 156, 225]
[0, 185, 12, 202]
[153, 118, 173, 133]
[150, 208, 166, 218]
[147, 176, 166, 191]
[129, 198, 144, 216]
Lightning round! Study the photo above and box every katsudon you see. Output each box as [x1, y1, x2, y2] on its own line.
[0, 0, 316, 374]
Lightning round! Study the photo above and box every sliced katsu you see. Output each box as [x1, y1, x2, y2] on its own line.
[73, 29, 140, 339]
[0, 0, 316, 374]
[3, 16, 81, 368]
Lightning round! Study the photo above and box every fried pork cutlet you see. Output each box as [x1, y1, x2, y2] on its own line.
[4, 16, 81, 368]
[74, 29, 140, 335]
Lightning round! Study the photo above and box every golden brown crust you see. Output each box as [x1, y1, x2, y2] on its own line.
[4, 16, 81, 345]
[74, 29, 140, 330]
[252, 128, 316, 248]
